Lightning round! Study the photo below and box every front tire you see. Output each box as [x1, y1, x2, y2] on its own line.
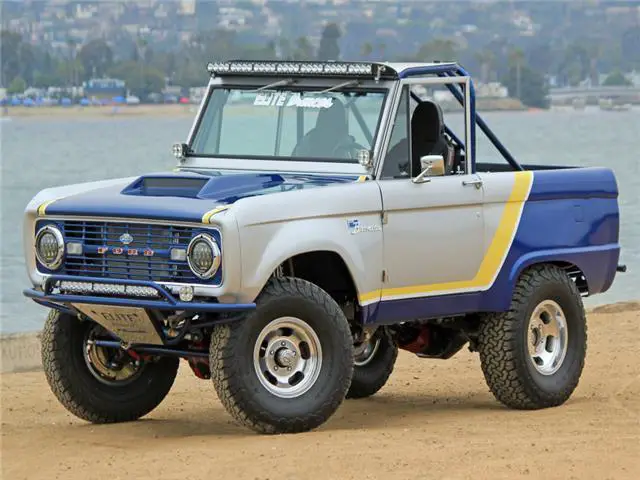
[477, 264, 587, 409]
[346, 326, 398, 399]
[209, 277, 354, 434]
[41, 310, 179, 423]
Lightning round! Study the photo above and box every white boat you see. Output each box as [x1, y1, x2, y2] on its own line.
[599, 98, 632, 111]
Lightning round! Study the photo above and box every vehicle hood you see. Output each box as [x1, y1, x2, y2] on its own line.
[40, 170, 359, 223]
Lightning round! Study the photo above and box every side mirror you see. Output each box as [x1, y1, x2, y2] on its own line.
[412, 155, 445, 184]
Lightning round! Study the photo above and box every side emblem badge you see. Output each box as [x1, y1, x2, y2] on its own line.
[347, 219, 361, 235]
[119, 233, 134, 245]
[347, 218, 382, 235]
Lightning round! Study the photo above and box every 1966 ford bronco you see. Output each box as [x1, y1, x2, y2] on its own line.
[23, 60, 624, 434]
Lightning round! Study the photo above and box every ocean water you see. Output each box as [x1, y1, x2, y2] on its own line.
[1, 107, 638, 333]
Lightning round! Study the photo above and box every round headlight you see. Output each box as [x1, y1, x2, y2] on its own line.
[187, 233, 221, 279]
[35, 225, 64, 269]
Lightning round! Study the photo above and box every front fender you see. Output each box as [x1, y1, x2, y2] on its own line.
[241, 219, 382, 303]
[231, 182, 384, 304]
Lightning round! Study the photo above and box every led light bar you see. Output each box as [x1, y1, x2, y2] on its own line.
[58, 281, 160, 298]
[206, 60, 396, 79]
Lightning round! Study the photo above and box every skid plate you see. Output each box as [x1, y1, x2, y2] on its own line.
[72, 303, 164, 345]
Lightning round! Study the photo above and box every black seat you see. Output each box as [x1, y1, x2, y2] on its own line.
[410, 101, 453, 176]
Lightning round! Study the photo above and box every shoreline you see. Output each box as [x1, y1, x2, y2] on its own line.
[1, 97, 529, 120]
[440, 97, 528, 112]
[2, 299, 638, 374]
[1, 103, 198, 120]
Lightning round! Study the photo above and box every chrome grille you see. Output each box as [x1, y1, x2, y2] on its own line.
[58, 220, 203, 283]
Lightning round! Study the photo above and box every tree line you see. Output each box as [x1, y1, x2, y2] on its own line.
[2, 23, 637, 108]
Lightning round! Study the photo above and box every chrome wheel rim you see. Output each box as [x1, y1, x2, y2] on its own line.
[527, 300, 569, 375]
[253, 317, 322, 399]
[354, 336, 381, 367]
[83, 325, 144, 385]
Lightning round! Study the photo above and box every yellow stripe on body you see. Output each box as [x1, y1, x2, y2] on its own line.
[356, 175, 368, 182]
[202, 205, 230, 224]
[358, 171, 534, 304]
[37, 199, 59, 216]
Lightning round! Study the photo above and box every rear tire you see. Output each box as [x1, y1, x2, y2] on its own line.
[209, 277, 354, 434]
[346, 327, 398, 399]
[477, 264, 587, 409]
[41, 310, 179, 423]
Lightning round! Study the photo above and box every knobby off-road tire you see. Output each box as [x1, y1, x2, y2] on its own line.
[209, 277, 354, 434]
[478, 264, 587, 410]
[41, 310, 179, 423]
[346, 327, 398, 399]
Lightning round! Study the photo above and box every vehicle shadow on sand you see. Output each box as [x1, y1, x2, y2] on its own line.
[74, 391, 511, 439]
[325, 392, 506, 430]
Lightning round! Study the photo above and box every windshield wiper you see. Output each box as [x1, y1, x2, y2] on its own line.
[254, 78, 296, 92]
[318, 80, 360, 93]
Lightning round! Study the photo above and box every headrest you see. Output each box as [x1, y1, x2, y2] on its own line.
[411, 100, 444, 142]
[315, 100, 347, 132]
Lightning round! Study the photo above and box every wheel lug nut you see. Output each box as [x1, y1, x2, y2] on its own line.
[274, 366, 278, 371]
[287, 367, 291, 371]
[281, 341, 286, 346]
[269, 350, 274, 355]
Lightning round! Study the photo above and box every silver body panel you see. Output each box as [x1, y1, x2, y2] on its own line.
[230, 180, 384, 303]
[364, 172, 531, 304]
[373, 175, 485, 303]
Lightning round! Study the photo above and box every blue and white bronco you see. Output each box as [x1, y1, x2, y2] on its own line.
[23, 60, 623, 434]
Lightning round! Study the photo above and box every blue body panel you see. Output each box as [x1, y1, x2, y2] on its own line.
[45, 171, 356, 222]
[365, 167, 620, 325]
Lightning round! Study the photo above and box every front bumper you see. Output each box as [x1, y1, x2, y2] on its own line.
[23, 274, 256, 314]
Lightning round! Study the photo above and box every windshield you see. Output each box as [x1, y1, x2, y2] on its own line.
[189, 86, 387, 162]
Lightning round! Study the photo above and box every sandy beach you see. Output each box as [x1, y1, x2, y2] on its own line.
[1, 301, 638, 480]
[1, 104, 198, 120]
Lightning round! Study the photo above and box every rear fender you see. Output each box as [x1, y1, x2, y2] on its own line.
[483, 166, 620, 311]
